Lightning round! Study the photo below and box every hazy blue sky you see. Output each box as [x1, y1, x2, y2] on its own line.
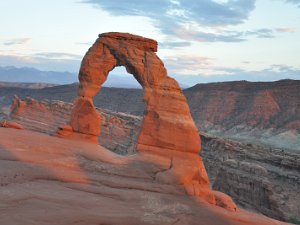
[0, 0, 299, 84]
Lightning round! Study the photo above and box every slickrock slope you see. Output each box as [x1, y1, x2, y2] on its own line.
[0, 128, 288, 225]
[201, 133, 300, 223]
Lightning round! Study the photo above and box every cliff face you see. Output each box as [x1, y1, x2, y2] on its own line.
[213, 160, 284, 220]
[185, 79, 300, 131]
[184, 79, 300, 151]
[201, 133, 300, 223]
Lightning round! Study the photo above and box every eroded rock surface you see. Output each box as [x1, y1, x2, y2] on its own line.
[185, 79, 300, 151]
[10, 96, 141, 155]
[213, 160, 284, 220]
[0, 128, 289, 225]
[201, 133, 300, 223]
[71, 32, 200, 154]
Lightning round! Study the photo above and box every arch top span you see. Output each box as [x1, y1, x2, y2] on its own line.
[99, 32, 158, 52]
[70, 32, 201, 154]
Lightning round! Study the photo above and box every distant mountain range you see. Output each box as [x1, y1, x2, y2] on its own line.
[0, 66, 77, 84]
[0, 66, 189, 89]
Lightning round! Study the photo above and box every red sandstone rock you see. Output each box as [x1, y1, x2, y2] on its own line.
[71, 32, 200, 154]
[0, 128, 288, 225]
[70, 97, 101, 136]
[213, 191, 238, 212]
[67, 32, 211, 202]
[10, 95, 26, 115]
[0, 120, 23, 129]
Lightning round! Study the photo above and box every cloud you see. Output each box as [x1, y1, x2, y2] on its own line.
[81, 0, 256, 42]
[276, 27, 295, 33]
[285, 0, 300, 7]
[171, 64, 300, 85]
[33, 52, 82, 59]
[82, 0, 255, 26]
[169, 27, 285, 42]
[163, 54, 213, 74]
[159, 41, 191, 49]
[173, 28, 246, 42]
[81, 1, 295, 43]
[161, 53, 300, 84]
[245, 28, 275, 38]
[75, 42, 93, 46]
[178, 0, 256, 26]
[3, 38, 31, 46]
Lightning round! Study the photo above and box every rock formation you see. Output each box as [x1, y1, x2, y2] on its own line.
[201, 133, 300, 223]
[60, 32, 214, 202]
[213, 160, 284, 220]
[69, 32, 200, 154]
[0, 120, 22, 129]
[10, 96, 141, 155]
[184, 79, 300, 151]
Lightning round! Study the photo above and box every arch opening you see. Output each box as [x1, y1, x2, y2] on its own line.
[93, 66, 145, 155]
[103, 66, 142, 89]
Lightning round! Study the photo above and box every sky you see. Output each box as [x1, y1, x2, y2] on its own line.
[0, 0, 300, 85]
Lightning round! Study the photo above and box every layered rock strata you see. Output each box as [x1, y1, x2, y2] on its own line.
[201, 133, 300, 223]
[9, 96, 141, 155]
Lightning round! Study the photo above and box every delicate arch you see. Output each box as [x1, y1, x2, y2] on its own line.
[70, 32, 200, 154]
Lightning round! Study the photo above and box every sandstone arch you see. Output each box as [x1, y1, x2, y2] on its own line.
[70, 32, 201, 154]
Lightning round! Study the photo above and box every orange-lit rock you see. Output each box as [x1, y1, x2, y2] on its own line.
[0, 120, 23, 129]
[213, 191, 238, 212]
[0, 128, 289, 225]
[67, 32, 211, 201]
[71, 32, 200, 154]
